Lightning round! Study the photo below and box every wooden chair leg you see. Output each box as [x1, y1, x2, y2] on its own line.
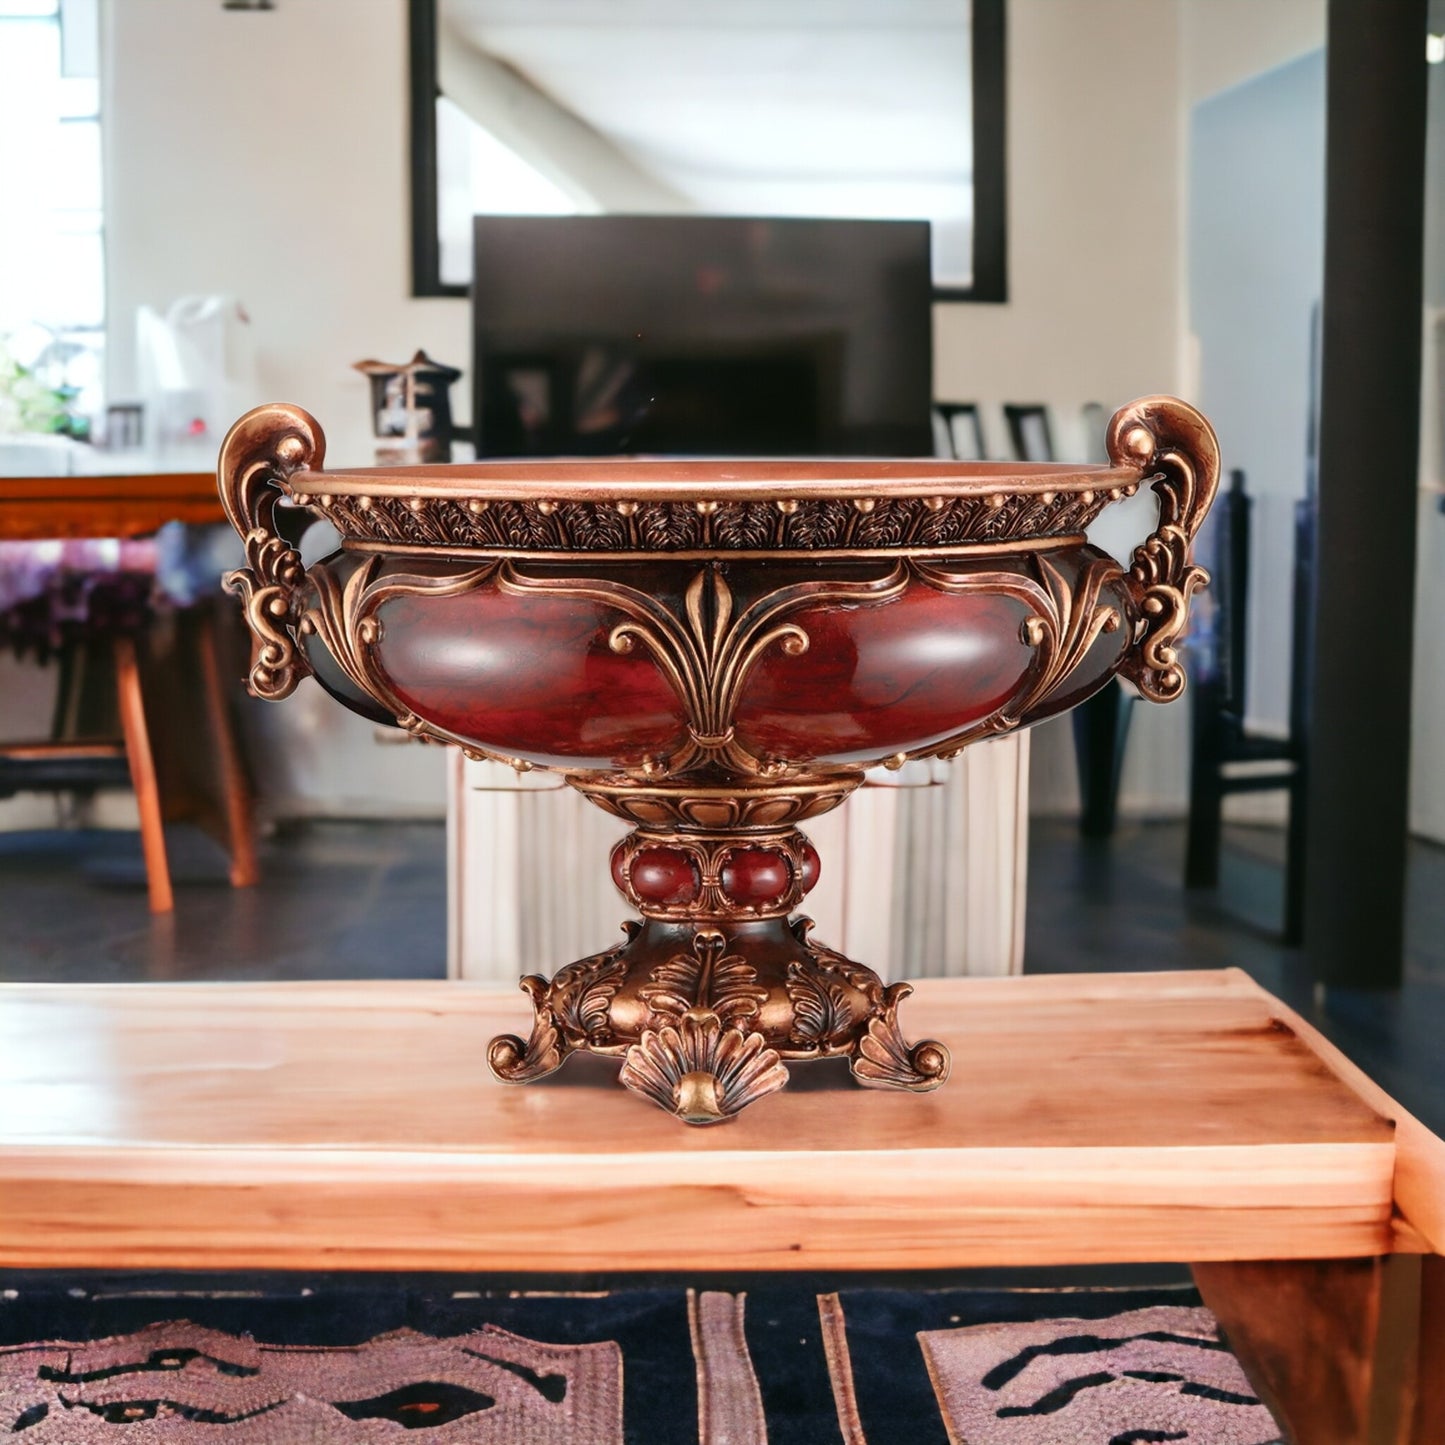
[196, 610, 259, 888]
[1193, 1255, 1436, 1444]
[113, 635, 174, 914]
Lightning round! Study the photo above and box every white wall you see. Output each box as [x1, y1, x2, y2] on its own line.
[3, 0, 1332, 827]
[1178, 0, 1325, 107]
[963, 0, 1189, 817]
[96, 0, 468, 819]
[1190, 49, 1325, 735]
[103, 0, 471, 467]
[1028, 0, 1330, 820]
[935, 0, 1182, 451]
[1410, 51, 1445, 843]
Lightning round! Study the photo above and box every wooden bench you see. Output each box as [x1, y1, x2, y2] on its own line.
[1, 969, 1439, 1440]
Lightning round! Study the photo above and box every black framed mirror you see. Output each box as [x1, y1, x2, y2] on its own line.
[408, 0, 1006, 304]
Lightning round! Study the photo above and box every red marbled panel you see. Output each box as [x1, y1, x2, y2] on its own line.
[366, 551, 1135, 772]
[734, 585, 1037, 764]
[375, 583, 686, 767]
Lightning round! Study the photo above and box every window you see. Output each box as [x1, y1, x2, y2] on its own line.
[0, 0, 104, 433]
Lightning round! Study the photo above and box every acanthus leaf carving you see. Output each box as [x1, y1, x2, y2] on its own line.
[639, 929, 768, 1025]
[785, 960, 858, 1048]
[548, 943, 630, 1042]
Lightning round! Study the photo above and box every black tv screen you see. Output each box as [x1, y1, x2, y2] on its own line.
[471, 216, 932, 458]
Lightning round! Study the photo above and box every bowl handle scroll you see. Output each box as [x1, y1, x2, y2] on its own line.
[1107, 395, 1221, 703]
[218, 403, 326, 702]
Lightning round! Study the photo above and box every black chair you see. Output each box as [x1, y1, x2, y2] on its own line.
[1068, 401, 1135, 836]
[1184, 468, 1312, 943]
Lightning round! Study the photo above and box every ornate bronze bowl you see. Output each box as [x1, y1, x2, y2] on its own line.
[219, 396, 1218, 1124]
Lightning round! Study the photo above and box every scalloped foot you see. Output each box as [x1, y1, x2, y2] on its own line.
[849, 983, 951, 1092]
[619, 1010, 789, 1125]
[486, 975, 570, 1083]
[484, 919, 951, 1121]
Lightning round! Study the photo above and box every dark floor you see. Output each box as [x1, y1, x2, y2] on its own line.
[0, 819, 445, 983]
[2, 814, 1442, 1134]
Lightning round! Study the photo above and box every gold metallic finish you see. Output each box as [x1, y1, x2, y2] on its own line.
[575, 776, 862, 830]
[1108, 396, 1220, 702]
[340, 532, 1091, 563]
[219, 395, 1218, 1123]
[305, 476, 1122, 554]
[218, 404, 323, 701]
[620, 1012, 789, 1125]
[290, 454, 1141, 502]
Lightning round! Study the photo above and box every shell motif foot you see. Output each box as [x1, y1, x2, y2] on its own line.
[619, 1009, 790, 1125]
[849, 983, 951, 1092]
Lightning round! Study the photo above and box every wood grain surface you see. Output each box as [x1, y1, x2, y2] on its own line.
[0, 473, 221, 540]
[0, 970, 1408, 1271]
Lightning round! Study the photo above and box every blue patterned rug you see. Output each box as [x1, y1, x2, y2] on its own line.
[0, 1276, 1284, 1441]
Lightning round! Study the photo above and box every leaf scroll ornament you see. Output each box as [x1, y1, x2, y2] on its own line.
[640, 928, 769, 1024]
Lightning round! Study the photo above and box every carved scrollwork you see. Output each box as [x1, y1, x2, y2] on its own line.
[486, 975, 569, 1083]
[296, 554, 497, 738]
[575, 775, 862, 830]
[498, 561, 910, 780]
[849, 983, 951, 1092]
[487, 941, 631, 1084]
[784, 960, 860, 1050]
[1107, 396, 1221, 702]
[546, 941, 631, 1042]
[218, 403, 325, 701]
[907, 551, 1126, 761]
[305, 489, 1121, 554]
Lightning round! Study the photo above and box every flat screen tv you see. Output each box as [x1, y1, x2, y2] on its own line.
[471, 215, 932, 458]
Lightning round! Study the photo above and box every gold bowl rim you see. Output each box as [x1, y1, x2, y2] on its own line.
[287, 455, 1143, 505]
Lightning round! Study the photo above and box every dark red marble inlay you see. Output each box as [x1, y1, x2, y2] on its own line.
[376, 584, 686, 768]
[367, 551, 1131, 772]
[719, 848, 793, 905]
[797, 841, 822, 894]
[734, 586, 1035, 764]
[628, 847, 701, 905]
[609, 841, 630, 897]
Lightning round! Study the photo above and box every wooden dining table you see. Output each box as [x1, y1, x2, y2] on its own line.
[0, 466, 255, 909]
[1, 968, 1440, 1442]
[0, 470, 223, 541]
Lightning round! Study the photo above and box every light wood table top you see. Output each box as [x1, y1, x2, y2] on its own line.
[2, 969, 1440, 1272]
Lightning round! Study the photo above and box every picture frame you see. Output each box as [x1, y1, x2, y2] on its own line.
[1003, 404, 1055, 463]
[407, 0, 1008, 304]
[934, 402, 988, 461]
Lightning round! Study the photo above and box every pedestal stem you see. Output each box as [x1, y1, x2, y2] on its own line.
[487, 820, 950, 1123]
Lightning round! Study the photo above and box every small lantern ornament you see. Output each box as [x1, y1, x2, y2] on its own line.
[353, 350, 462, 464]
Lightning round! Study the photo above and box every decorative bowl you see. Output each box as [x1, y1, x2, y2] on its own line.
[219, 396, 1218, 1123]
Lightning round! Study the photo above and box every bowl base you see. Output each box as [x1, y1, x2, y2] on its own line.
[486, 915, 950, 1124]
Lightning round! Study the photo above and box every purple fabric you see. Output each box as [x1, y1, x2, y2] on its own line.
[0, 538, 160, 662]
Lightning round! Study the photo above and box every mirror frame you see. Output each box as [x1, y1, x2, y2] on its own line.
[407, 0, 1007, 303]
